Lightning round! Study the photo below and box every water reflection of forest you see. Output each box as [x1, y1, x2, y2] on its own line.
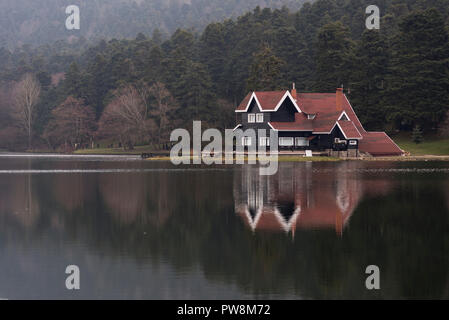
[0, 161, 448, 299]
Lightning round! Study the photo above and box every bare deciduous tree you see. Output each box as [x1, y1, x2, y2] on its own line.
[12, 74, 41, 149]
[98, 84, 154, 149]
[149, 82, 177, 144]
[43, 96, 96, 151]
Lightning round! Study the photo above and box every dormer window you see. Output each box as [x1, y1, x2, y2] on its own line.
[307, 114, 316, 120]
[248, 114, 255, 123]
[256, 113, 264, 123]
[338, 112, 349, 121]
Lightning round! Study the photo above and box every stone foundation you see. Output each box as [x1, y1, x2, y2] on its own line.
[330, 149, 360, 158]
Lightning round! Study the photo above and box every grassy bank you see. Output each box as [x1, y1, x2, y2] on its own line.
[146, 155, 341, 162]
[394, 134, 449, 156]
[65, 134, 449, 161]
[74, 145, 169, 156]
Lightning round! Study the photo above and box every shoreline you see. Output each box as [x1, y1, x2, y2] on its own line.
[2, 151, 449, 162]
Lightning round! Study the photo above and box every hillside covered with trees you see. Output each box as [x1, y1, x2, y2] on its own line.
[0, 0, 306, 49]
[0, 0, 449, 151]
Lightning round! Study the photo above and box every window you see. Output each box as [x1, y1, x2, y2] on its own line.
[259, 137, 270, 146]
[334, 138, 347, 144]
[349, 140, 357, 145]
[295, 137, 309, 147]
[242, 137, 252, 146]
[256, 113, 264, 123]
[248, 114, 255, 123]
[279, 137, 294, 146]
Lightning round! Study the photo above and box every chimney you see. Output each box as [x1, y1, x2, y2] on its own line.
[336, 87, 343, 111]
[291, 83, 297, 101]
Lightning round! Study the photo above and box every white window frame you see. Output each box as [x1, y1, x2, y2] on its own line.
[259, 137, 270, 147]
[334, 138, 347, 144]
[295, 137, 309, 147]
[242, 136, 252, 146]
[256, 113, 264, 123]
[248, 114, 255, 123]
[349, 140, 357, 145]
[279, 137, 294, 146]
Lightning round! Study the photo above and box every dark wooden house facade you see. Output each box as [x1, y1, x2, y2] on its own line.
[234, 86, 403, 156]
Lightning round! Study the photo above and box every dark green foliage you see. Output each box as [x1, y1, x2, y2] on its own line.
[1, 0, 449, 150]
[315, 21, 354, 92]
[246, 46, 285, 91]
[412, 125, 423, 144]
[386, 8, 449, 131]
[350, 30, 389, 130]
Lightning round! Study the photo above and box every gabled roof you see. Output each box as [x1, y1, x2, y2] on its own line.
[235, 89, 404, 156]
[337, 120, 362, 140]
[235, 91, 301, 113]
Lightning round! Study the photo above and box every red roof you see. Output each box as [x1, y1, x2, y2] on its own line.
[236, 91, 291, 111]
[358, 132, 403, 156]
[236, 92, 252, 111]
[269, 113, 313, 131]
[235, 90, 404, 156]
[337, 120, 362, 139]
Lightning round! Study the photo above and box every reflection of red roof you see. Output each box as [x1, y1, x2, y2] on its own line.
[235, 90, 403, 156]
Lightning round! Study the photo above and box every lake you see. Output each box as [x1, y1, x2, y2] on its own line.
[0, 154, 448, 299]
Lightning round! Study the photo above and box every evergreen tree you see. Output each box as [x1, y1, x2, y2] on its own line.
[386, 8, 449, 131]
[412, 125, 423, 144]
[64, 62, 83, 98]
[246, 46, 285, 92]
[177, 61, 216, 124]
[350, 30, 389, 130]
[314, 21, 354, 92]
[199, 23, 228, 97]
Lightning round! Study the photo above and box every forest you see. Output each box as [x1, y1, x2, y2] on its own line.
[0, 0, 306, 49]
[0, 0, 449, 151]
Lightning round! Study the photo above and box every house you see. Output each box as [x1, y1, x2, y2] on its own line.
[234, 85, 403, 157]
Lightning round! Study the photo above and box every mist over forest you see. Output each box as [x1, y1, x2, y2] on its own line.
[0, 0, 307, 48]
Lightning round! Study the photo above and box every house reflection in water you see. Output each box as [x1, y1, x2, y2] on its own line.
[234, 162, 365, 236]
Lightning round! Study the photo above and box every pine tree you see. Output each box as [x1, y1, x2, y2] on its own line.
[386, 8, 449, 131]
[199, 23, 228, 97]
[315, 21, 354, 92]
[246, 46, 285, 92]
[64, 62, 83, 98]
[412, 125, 423, 144]
[350, 30, 389, 130]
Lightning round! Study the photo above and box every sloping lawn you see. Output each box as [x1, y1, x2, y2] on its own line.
[74, 145, 168, 155]
[394, 135, 449, 156]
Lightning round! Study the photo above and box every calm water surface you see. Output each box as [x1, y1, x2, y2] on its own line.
[0, 154, 448, 299]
